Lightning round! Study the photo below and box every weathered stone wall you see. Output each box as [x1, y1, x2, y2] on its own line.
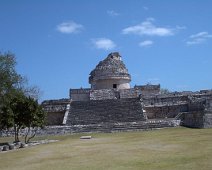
[46, 112, 65, 125]
[70, 88, 90, 101]
[182, 111, 204, 128]
[188, 101, 205, 112]
[66, 98, 147, 125]
[90, 88, 142, 100]
[206, 98, 212, 111]
[144, 104, 188, 119]
[143, 94, 189, 106]
[200, 90, 212, 95]
[69, 87, 211, 102]
[42, 99, 69, 112]
[119, 88, 142, 99]
[179, 96, 212, 128]
[41, 99, 70, 125]
[137, 84, 160, 96]
[209, 99, 212, 109]
[91, 79, 130, 90]
[90, 89, 116, 100]
[203, 112, 212, 128]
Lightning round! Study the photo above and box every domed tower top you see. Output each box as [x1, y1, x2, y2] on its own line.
[89, 52, 131, 90]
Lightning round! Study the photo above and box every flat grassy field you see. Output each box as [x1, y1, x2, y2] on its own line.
[0, 127, 212, 170]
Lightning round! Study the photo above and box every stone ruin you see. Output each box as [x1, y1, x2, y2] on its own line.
[40, 52, 212, 135]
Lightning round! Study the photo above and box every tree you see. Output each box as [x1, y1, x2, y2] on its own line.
[0, 91, 45, 143]
[10, 91, 28, 142]
[160, 88, 170, 94]
[0, 52, 22, 97]
[0, 52, 41, 104]
[0, 103, 13, 131]
[23, 97, 46, 143]
[0, 52, 22, 140]
[0, 52, 45, 143]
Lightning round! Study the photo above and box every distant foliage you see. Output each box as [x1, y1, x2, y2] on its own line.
[160, 88, 170, 94]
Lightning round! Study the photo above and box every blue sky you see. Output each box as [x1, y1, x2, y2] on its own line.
[0, 0, 212, 101]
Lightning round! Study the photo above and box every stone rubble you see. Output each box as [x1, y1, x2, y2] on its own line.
[0, 140, 58, 152]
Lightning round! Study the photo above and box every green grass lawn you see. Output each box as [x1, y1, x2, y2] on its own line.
[0, 127, 212, 170]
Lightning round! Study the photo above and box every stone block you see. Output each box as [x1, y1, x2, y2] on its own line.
[80, 136, 92, 139]
[20, 143, 26, 148]
[2, 145, 9, 151]
[9, 144, 15, 150]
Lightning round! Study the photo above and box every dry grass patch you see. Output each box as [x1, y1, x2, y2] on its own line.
[0, 127, 212, 170]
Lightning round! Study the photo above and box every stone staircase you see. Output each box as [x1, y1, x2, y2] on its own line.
[175, 112, 184, 120]
[66, 98, 147, 126]
[62, 103, 71, 125]
[70, 119, 180, 133]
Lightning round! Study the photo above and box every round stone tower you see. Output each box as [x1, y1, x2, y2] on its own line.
[89, 52, 131, 90]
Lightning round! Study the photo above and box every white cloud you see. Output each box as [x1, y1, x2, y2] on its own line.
[122, 18, 174, 36]
[139, 40, 153, 47]
[186, 32, 212, 45]
[186, 39, 205, 45]
[190, 32, 212, 38]
[107, 10, 120, 16]
[92, 38, 116, 50]
[56, 21, 83, 34]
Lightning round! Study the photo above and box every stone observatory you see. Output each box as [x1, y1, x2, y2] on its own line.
[40, 52, 212, 135]
[89, 52, 131, 90]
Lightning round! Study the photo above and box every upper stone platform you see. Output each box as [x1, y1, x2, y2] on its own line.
[89, 52, 131, 90]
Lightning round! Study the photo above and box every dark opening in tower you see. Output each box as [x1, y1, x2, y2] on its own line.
[113, 84, 117, 88]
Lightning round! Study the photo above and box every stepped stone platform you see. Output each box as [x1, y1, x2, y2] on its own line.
[0, 119, 180, 137]
[38, 52, 212, 133]
[0, 119, 181, 137]
[33, 119, 181, 135]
